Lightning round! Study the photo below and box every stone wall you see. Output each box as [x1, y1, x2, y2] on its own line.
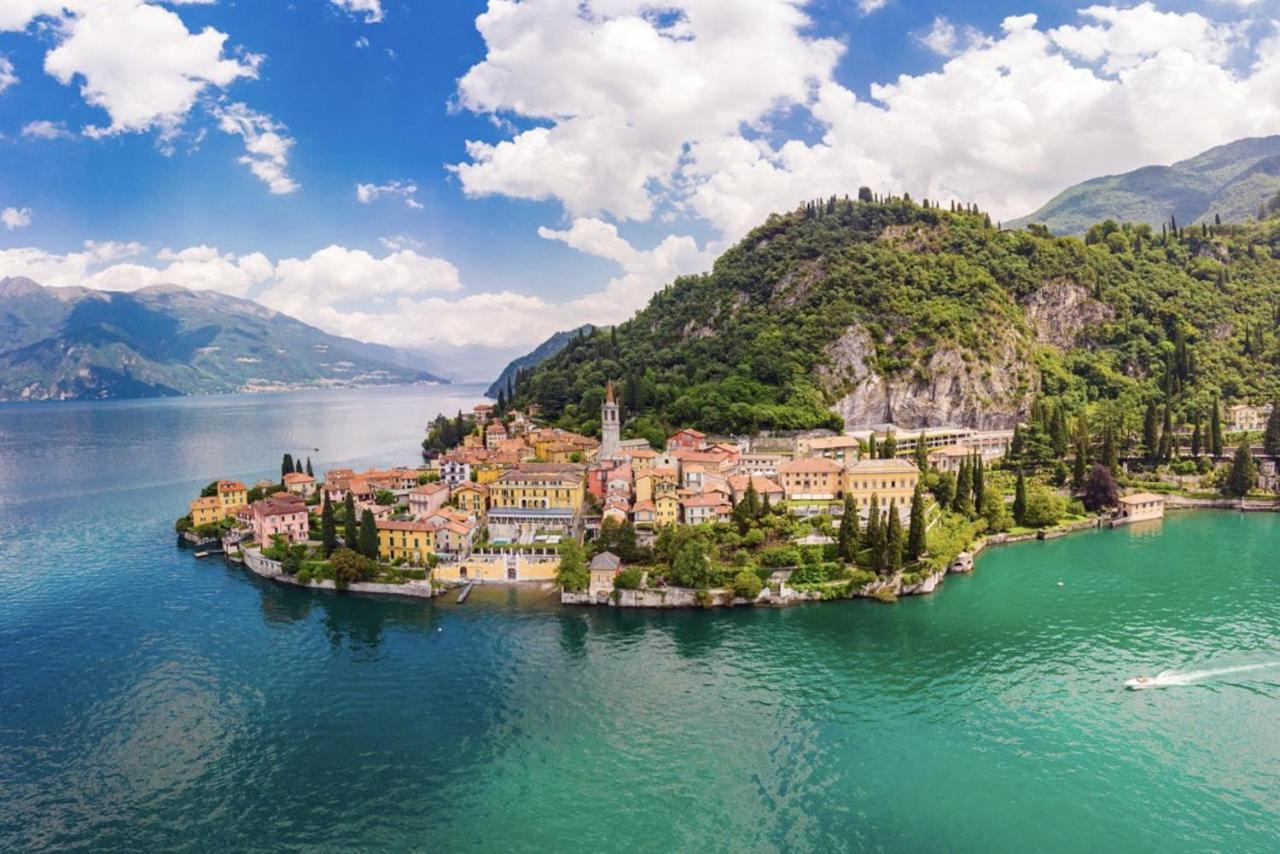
[239, 548, 437, 600]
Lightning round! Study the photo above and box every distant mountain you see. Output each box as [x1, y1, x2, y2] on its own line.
[486, 324, 596, 398]
[1010, 136, 1280, 235]
[0, 277, 448, 401]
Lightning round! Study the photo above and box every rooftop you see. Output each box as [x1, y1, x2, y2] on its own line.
[848, 458, 919, 474]
[778, 457, 844, 474]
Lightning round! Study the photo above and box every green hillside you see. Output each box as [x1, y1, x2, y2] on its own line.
[1010, 136, 1280, 235]
[512, 195, 1280, 446]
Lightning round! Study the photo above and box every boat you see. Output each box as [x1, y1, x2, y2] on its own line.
[1125, 676, 1157, 689]
[193, 551, 210, 559]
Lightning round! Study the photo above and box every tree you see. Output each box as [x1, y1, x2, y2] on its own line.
[343, 493, 358, 547]
[882, 431, 898, 459]
[1142, 401, 1159, 461]
[1102, 425, 1120, 474]
[595, 518, 640, 563]
[914, 433, 930, 471]
[358, 508, 379, 559]
[867, 434, 878, 459]
[953, 459, 974, 516]
[906, 482, 927, 560]
[672, 541, 713, 589]
[1072, 442, 1087, 491]
[321, 493, 337, 557]
[1013, 470, 1028, 526]
[1210, 398, 1224, 457]
[281, 452, 295, 480]
[972, 454, 985, 509]
[1264, 402, 1280, 456]
[885, 500, 903, 573]
[295, 457, 304, 474]
[1082, 464, 1119, 512]
[980, 490, 1012, 533]
[1022, 486, 1066, 528]
[556, 541, 589, 592]
[733, 481, 760, 533]
[864, 493, 883, 569]
[732, 569, 763, 600]
[330, 548, 376, 587]
[837, 495, 859, 563]
[374, 489, 396, 506]
[1190, 417, 1202, 459]
[1158, 402, 1174, 462]
[305, 457, 314, 477]
[1226, 438, 1258, 497]
[932, 471, 955, 508]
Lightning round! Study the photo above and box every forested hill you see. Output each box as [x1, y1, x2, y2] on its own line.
[510, 195, 1280, 445]
[1010, 135, 1280, 236]
[486, 324, 595, 399]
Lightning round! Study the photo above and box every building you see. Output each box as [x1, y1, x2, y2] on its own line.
[927, 444, 971, 474]
[1114, 492, 1166, 525]
[485, 421, 509, 449]
[1226, 403, 1272, 433]
[777, 457, 845, 501]
[438, 457, 472, 486]
[681, 493, 733, 525]
[486, 463, 586, 541]
[600, 380, 621, 460]
[735, 452, 790, 478]
[795, 434, 862, 464]
[473, 402, 494, 423]
[282, 472, 316, 496]
[654, 492, 680, 526]
[216, 480, 248, 513]
[631, 500, 657, 530]
[252, 494, 309, 544]
[844, 458, 920, 515]
[189, 496, 223, 527]
[435, 550, 560, 583]
[376, 519, 437, 564]
[452, 481, 489, 519]
[666, 428, 707, 452]
[635, 467, 678, 504]
[728, 474, 785, 506]
[589, 551, 622, 593]
[408, 482, 451, 519]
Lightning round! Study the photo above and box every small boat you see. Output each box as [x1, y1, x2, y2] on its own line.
[193, 551, 210, 559]
[1125, 676, 1157, 689]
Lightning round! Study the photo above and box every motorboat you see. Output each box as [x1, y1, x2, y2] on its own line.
[1125, 676, 1158, 689]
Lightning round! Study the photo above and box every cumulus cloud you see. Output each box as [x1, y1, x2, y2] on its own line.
[330, 0, 384, 24]
[453, 0, 1280, 233]
[356, 180, 423, 209]
[0, 54, 17, 92]
[212, 102, 299, 194]
[21, 120, 75, 140]
[2, 207, 33, 230]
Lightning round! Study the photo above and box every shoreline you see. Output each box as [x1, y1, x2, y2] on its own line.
[198, 502, 1276, 610]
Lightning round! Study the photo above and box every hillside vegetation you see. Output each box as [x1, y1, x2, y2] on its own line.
[1010, 135, 1280, 235]
[512, 194, 1280, 445]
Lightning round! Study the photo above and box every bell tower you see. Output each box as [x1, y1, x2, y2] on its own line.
[601, 380, 620, 459]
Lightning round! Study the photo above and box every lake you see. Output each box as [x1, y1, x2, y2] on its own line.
[1, 386, 1278, 852]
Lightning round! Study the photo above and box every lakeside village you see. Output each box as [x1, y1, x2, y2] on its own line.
[176, 384, 1280, 608]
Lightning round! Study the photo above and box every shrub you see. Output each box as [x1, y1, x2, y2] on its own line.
[789, 562, 828, 584]
[759, 545, 801, 567]
[614, 567, 644, 590]
[295, 568, 313, 585]
[1022, 486, 1066, 528]
[330, 548, 377, 587]
[732, 569, 763, 599]
[742, 528, 765, 548]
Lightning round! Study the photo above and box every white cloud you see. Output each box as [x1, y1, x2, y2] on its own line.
[356, 180, 422, 209]
[0, 54, 17, 92]
[2, 207, 33, 229]
[330, 0, 384, 24]
[918, 16, 987, 57]
[858, 0, 888, 14]
[354, 36, 370, 49]
[21, 119, 75, 140]
[453, 1, 1280, 233]
[213, 102, 299, 194]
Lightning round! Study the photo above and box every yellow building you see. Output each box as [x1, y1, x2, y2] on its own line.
[452, 482, 489, 518]
[487, 464, 586, 540]
[434, 552, 560, 583]
[844, 458, 919, 512]
[635, 467, 678, 504]
[474, 464, 504, 485]
[189, 496, 223, 527]
[776, 458, 845, 500]
[376, 519, 437, 565]
[216, 480, 248, 512]
[654, 492, 680, 526]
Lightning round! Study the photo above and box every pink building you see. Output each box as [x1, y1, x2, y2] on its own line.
[253, 494, 310, 544]
[666, 428, 708, 452]
[409, 482, 451, 519]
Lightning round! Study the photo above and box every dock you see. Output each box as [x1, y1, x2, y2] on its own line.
[456, 582, 476, 604]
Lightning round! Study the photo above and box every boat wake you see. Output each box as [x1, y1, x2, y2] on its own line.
[1127, 661, 1280, 689]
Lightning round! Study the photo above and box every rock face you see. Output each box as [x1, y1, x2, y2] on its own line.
[818, 323, 1036, 430]
[1021, 279, 1114, 349]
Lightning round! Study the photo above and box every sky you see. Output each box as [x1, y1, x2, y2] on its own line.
[2, 0, 1280, 380]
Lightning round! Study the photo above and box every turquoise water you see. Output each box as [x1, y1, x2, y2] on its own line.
[2, 387, 1278, 852]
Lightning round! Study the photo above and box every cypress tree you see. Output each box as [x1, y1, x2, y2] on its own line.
[1102, 426, 1119, 474]
[883, 431, 897, 459]
[972, 454, 985, 509]
[1013, 470, 1027, 525]
[343, 493, 358, 547]
[1143, 401, 1160, 460]
[954, 459, 974, 516]
[868, 434, 878, 460]
[1264, 402, 1280, 457]
[295, 457, 304, 474]
[358, 508, 379, 560]
[1190, 417, 1202, 459]
[306, 457, 314, 477]
[282, 452, 294, 480]
[1072, 443, 1087, 491]
[1210, 398, 1224, 457]
[1050, 407, 1069, 457]
[1226, 438, 1258, 497]
[906, 481, 927, 560]
[321, 494, 337, 557]
[914, 433, 929, 471]
[865, 493, 883, 570]
[838, 495, 859, 563]
[885, 501, 903, 573]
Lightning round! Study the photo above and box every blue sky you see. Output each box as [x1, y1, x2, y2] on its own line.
[2, 1, 1278, 378]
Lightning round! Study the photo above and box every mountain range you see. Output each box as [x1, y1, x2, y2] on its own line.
[0, 277, 447, 402]
[486, 324, 595, 398]
[1011, 135, 1280, 235]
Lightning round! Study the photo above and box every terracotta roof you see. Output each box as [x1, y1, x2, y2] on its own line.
[631, 499, 656, 513]
[217, 480, 247, 492]
[670, 428, 707, 439]
[778, 457, 844, 474]
[1119, 492, 1166, 504]
[254, 495, 307, 517]
[410, 482, 450, 496]
[190, 496, 220, 509]
[283, 472, 314, 484]
[728, 474, 784, 494]
[376, 518, 440, 532]
[848, 458, 919, 474]
[621, 447, 657, 458]
[681, 493, 732, 508]
[453, 481, 489, 494]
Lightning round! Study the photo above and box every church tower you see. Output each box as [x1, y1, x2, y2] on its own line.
[601, 380, 620, 460]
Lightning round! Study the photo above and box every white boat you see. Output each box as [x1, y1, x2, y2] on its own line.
[1125, 676, 1157, 689]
